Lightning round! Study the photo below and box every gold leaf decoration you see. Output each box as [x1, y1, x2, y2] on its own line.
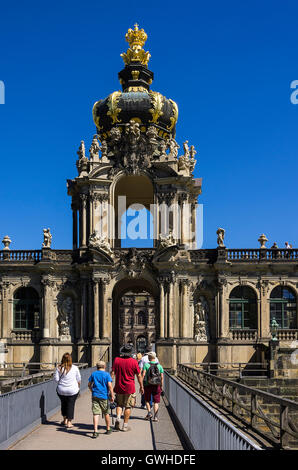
[92, 101, 103, 131]
[107, 91, 122, 124]
[167, 99, 179, 132]
[149, 91, 164, 124]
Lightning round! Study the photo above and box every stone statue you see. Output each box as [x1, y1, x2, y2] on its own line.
[77, 140, 86, 159]
[159, 139, 167, 159]
[194, 296, 210, 342]
[189, 145, 197, 173]
[42, 228, 52, 248]
[57, 296, 73, 339]
[100, 139, 108, 160]
[159, 230, 175, 249]
[168, 138, 179, 159]
[216, 228, 225, 247]
[76, 140, 89, 176]
[183, 140, 190, 158]
[108, 127, 122, 157]
[146, 126, 159, 156]
[178, 154, 190, 172]
[89, 134, 100, 160]
[89, 231, 112, 256]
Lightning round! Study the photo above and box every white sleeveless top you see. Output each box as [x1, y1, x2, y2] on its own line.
[54, 364, 81, 396]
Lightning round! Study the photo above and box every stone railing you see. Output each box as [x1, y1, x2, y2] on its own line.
[230, 329, 258, 341]
[0, 250, 42, 262]
[276, 329, 298, 341]
[10, 330, 41, 342]
[227, 248, 298, 262]
[0, 250, 74, 263]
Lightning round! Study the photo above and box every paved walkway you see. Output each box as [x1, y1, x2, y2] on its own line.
[8, 389, 185, 451]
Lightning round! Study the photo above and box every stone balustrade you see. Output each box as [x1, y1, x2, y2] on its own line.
[230, 329, 258, 341]
[276, 329, 298, 341]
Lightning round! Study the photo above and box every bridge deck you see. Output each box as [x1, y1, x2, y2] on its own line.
[7, 388, 185, 451]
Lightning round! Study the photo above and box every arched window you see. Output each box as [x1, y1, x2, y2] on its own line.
[13, 287, 40, 330]
[229, 286, 257, 330]
[137, 311, 146, 325]
[270, 286, 297, 329]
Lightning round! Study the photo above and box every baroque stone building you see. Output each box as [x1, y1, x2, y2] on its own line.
[0, 25, 297, 371]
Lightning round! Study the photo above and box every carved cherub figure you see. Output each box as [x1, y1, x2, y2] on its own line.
[42, 228, 52, 248]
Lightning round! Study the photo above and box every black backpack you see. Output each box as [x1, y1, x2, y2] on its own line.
[147, 363, 161, 385]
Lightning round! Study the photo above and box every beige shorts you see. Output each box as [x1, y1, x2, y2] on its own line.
[116, 393, 136, 409]
[92, 397, 109, 415]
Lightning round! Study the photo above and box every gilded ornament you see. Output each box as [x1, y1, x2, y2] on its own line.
[167, 99, 178, 132]
[149, 91, 164, 124]
[126, 86, 148, 93]
[120, 24, 151, 66]
[107, 91, 122, 124]
[131, 70, 140, 80]
[92, 101, 103, 131]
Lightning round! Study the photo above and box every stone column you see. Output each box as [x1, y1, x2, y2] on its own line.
[72, 203, 78, 250]
[159, 279, 165, 339]
[168, 273, 175, 338]
[41, 278, 52, 338]
[259, 280, 270, 339]
[164, 282, 168, 338]
[0, 282, 10, 338]
[89, 194, 94, 237]
[100, 279, 109, 339]
[191, 200, 197, 249]
[80, 280, 87, 341]
[93, 279, 100, 339]
[217, 278, 228, 338]
[181, 279, 190, 338]
[80, 194, 87, 248]
[179, 193, 188, 245]
[173, 196, 180, 243]
[88, 282, 93, 339]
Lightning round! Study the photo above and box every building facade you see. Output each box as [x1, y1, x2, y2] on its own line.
[0, 26, 297, 370]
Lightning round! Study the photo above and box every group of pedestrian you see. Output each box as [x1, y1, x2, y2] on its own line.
[54, 345, 164, 438]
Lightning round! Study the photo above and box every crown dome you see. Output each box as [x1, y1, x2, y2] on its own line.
[92, 24, 178, 141]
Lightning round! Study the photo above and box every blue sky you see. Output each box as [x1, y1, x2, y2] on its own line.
[0, 0, 297, 250]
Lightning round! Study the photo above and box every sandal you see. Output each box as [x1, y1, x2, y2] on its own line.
[145, 412, 152, 420]
[92, 432, 99, 438]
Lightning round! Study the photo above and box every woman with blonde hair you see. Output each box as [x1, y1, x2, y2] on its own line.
[54, 353, 81, 429]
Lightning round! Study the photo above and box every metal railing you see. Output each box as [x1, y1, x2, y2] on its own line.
[177, 364, 298, 449]
[182, 362, 269, 379]
[164, 371, 262, 450]
[0, 365, 95, 450]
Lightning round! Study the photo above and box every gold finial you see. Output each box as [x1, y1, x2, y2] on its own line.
[121, 24, 151, 66]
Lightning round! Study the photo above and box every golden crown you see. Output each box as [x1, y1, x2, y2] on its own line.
[121, 24, 151, 66]
[125, 24, 147, 49]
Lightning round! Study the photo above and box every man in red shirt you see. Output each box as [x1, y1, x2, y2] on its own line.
[111, 344, 144, 432]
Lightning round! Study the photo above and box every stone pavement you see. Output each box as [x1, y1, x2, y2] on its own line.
[8, 388, 185, 451]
